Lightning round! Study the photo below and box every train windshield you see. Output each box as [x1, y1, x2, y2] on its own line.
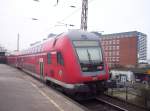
[73, 41, 103, 64]
[73, 41, 103, 72]
[76, 47, 102, 63]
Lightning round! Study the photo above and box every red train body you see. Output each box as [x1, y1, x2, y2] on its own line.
[7, 30, 109, 96]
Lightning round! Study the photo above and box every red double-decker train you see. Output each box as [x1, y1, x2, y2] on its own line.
[7, 30, 109, 98]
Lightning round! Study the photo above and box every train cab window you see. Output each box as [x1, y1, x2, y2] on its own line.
[57, 52, 64, 66]
[47, 53, 51, 64]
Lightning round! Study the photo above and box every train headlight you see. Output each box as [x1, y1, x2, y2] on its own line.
[82, 67, 88, 71]
[92, 76, 98, 81]
[97, 66, 103, 70]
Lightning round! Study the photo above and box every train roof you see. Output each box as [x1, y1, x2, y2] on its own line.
[45, 29, 100, 40]
[64, 29, 100, 40]
[20, 30, 100, 55]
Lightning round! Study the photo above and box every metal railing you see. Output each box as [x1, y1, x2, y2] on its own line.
[105, 81, 150, 109]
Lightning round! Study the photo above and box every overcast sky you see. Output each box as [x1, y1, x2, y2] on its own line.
[0, 0, 150, 59]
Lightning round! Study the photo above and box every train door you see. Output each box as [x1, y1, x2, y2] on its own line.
[56, 51, 65, 81]
[17, 56, 23, 68]
[39, 58, 44, 80]
[49, 51, 57, 78]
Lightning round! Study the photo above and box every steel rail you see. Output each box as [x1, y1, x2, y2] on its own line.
[96, 97, 128, 111]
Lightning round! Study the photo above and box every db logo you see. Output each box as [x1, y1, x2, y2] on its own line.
[59, 70, 63, 76]
[92, 76, 98, 80]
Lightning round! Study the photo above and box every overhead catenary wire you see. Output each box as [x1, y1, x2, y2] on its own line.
[35, 0, 97, 39]
[58, 0, 96, 22]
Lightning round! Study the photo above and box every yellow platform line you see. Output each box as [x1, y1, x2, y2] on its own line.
[30, 82, 64, 111]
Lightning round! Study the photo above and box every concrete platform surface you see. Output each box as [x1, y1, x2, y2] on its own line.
[0, 64, 85, 111]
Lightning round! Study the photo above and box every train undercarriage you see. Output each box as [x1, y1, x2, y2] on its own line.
[46, 79, 108, 100]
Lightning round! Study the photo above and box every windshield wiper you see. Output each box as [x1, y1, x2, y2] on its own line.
[87, 50, 92, 64]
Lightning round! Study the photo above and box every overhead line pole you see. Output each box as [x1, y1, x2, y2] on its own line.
[81, 0, 88, 31]
[56, 0, 88, 31]
[17, 33, 20, 51]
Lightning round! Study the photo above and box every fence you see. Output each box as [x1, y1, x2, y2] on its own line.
[106, 82, 150, 109]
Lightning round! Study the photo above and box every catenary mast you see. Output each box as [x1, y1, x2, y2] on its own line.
[56, 0, 88, 31]
[80, 0, 88, 31]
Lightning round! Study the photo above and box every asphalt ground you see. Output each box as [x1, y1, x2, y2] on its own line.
[0, 64, 85, 111]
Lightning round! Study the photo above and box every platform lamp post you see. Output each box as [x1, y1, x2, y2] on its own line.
[17, 18, 38, 52]
[17, 33, 20, 51]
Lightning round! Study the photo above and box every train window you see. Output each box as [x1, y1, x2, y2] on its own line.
[37, 45, 40, 52]
[47, 53, 51, 64]
[73, 41, 99, 47]
[76, 47, 102, 63]
[57, 52, 64, 66]
[39, 45, 42, 52]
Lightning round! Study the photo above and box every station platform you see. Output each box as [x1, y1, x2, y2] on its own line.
[0, 64, 85, 111]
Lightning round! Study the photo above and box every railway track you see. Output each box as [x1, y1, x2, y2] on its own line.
[96, 97, 127, 111]
[79, 98, 127, 111]
[78, 94, 148, 111]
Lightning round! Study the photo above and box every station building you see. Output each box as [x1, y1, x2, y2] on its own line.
[99, 31, 147, 68]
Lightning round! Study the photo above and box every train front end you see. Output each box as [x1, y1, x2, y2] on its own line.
[64, 30, 109, 98]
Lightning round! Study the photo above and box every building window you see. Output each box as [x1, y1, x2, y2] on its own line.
[116, 46, 119, 50]
[105, 41, 108, 45]
[113, 46, 116, 50]
[103, 41, 105, 45]
[116, 36, 119, 39]
[105, 57, 108, 62]
[109, 46, 112, 50]
[109, 52, 112, 56]
[109, 57, 111, 62]
[105, 52, 108, 56]
[112, 57, 115, 62]
[105, 46, 108, 50]
[116, 51, 119, 56]
[109, 41, 112, 44]
[116, 57, 119, 62]
[116, 40, 120, 44]
[113, 40, 116, 44]
[106, 57, 109, 62]
[113, 52, 116, 56]
[109, 63, 111, 67]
